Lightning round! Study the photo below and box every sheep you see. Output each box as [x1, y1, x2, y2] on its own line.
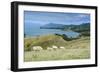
[47, 47, 53, 51]
[60, 46, 65, 50]
[32, 46, 43, 51]
[52, 45, 58, 50]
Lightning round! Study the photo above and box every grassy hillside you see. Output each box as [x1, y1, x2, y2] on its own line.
[24, 34, 68, 51]
[24, 34, 90, 62]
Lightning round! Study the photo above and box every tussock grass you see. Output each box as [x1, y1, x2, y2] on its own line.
[24, 48, 90, 62]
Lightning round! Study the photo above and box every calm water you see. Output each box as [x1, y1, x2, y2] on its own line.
[25, 26, 80, 38]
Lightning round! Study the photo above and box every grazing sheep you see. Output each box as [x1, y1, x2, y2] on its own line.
[60, 46, 65, 50]
[32, 46, 43, 51]
[47, 47, 53, 51]
[52, 45, 58, 50]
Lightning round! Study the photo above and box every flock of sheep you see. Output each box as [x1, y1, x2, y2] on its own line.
[32, 45, 66, 51]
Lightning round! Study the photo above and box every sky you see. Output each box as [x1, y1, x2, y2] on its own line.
[24, 11, 90, 25]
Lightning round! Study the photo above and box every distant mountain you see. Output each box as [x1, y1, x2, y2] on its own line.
[40, 23, 90, 32]
[68, 23, 90, 32]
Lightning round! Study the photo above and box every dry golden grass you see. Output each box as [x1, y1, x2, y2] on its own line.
[24, 48, 90, 62]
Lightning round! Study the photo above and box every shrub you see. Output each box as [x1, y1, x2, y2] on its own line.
[61, 34, 72, 41]
[24, 42, 32, 51]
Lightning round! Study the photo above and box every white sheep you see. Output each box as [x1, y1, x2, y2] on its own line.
[32, 46, 43, 51]
[52, 45, 58, 50]
[47, 47, 53, 51]
[60, 46, 65, 50]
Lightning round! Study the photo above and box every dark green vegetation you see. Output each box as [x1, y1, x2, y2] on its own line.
[66, 23, 90, 36]
[55, 34, 80, 41]
[63, 23, 90, 32]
